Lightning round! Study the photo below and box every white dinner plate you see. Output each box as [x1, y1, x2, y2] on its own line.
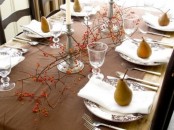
[84, 79, 145, 122]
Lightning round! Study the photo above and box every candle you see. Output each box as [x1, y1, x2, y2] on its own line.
[66, 0, 71, 24]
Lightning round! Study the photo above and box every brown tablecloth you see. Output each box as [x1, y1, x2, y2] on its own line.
[0, 7, 164, 130]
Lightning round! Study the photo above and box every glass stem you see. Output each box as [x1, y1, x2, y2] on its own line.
[92, 67, 100, 75]
[1, 77, 10, 88]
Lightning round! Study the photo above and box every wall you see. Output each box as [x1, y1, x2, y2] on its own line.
[1, 0, 31, 42]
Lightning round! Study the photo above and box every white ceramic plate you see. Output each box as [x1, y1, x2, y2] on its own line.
[84, 79, 145, 122]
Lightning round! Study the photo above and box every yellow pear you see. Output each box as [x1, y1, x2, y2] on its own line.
[158, 12, 170, 26]
[137, 37, 152, 59]
[41, 16, 49, 33]
[114, 79, 132, 106]
[73, 0, 82, 12]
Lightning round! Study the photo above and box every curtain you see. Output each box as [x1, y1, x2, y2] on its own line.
[33, 0, 65, 20]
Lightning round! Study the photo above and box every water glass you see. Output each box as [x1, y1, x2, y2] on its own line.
[83, 0, 93, 25]
[49, 18, 64, 48]
[122, 13, 139, 37]
[0, 52, 15, 91]
[87, 42, 108, 79]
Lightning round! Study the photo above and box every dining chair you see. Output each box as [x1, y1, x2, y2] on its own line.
[0, 0, 35, 45]
[151, 49, 174, 130]
[38, 0, 65, 18]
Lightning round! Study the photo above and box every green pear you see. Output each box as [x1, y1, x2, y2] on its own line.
[114, 79, 132, 106]
[137, 37, 152, 59]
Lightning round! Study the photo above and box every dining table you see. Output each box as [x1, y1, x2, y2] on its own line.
[0, 5, 174, 130]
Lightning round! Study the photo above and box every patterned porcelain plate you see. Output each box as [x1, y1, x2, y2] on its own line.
[0, 47, 22, 57]
[84, 78, 145, 122]
[119, 53, 163, 66]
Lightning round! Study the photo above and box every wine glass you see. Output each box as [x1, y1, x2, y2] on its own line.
[87, 42, 108, 79]
[122, 13, 139, 39]
[49, 18, 64, 48]
[83, 0, 93, 26]
[0, 52, 15, 91]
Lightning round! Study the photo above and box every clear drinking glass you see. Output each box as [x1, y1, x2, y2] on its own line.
[87, 42, 108, 79]
[0, 52, 15, 91]
[49, 18, 64, 48]
[122, 13, 139, 38]
[83, 0, 93, 26]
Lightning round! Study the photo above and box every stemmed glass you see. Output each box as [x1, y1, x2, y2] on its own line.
[83, 0, 93, 26]
[49, 18, 64, 48]
[87, 42, 108, 79]
[122, 13, 139, 39]
[0, 52, 15, 91]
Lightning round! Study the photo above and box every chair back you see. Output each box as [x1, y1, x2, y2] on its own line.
[151, 49, 174, 130]
[38, 0, 65, 17]
[0, 0, 35, 44]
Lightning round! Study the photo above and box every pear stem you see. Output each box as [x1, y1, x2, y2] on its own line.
[123, 69, 128, 80]
[166, 9, 170, 14]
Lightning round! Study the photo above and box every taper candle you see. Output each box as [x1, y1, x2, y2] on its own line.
[66, 0, 71, 24]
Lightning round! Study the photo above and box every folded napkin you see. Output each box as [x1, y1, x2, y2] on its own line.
[78, 77, 156, 114]
[60, 2, 99, 17]
[115, 40, 172, 64]
[0, 55, 25, 69]
[22, 20, 51, 37]
[142, 13, 174, 31]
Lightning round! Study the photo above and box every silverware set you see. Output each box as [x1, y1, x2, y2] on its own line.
[12, 36, 48, 46]
[138, 28, 171, 38]
[82, 113, 126, 130]
[115, 71, 160, 87]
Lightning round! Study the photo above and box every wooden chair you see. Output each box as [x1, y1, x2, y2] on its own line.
[38, 0, 65, 18]
[151, 49, 174, 130]
[0, 0, 35, 45]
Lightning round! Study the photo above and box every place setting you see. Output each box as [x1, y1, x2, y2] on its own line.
[78, 73, 157, 123]
[60, 0, 100, 17]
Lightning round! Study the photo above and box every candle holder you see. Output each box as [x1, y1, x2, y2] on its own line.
[101, 0, 119, 33]
[108, 0, 114, 20]
[57, 23, 84, 73]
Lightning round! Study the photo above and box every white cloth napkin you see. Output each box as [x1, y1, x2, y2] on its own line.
[22, 20, 51, 37]
[60, 2, 99, 17]
[115, 40, 172, 64]
[78, 77, 156, 114]
[0, 56, 25, 69]
[142, 13, 174, 31]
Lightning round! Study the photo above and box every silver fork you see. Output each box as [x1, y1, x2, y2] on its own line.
[82, 113, 126, 130]
[138, 28, 170, 38]
[84, 122, 101, 130]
